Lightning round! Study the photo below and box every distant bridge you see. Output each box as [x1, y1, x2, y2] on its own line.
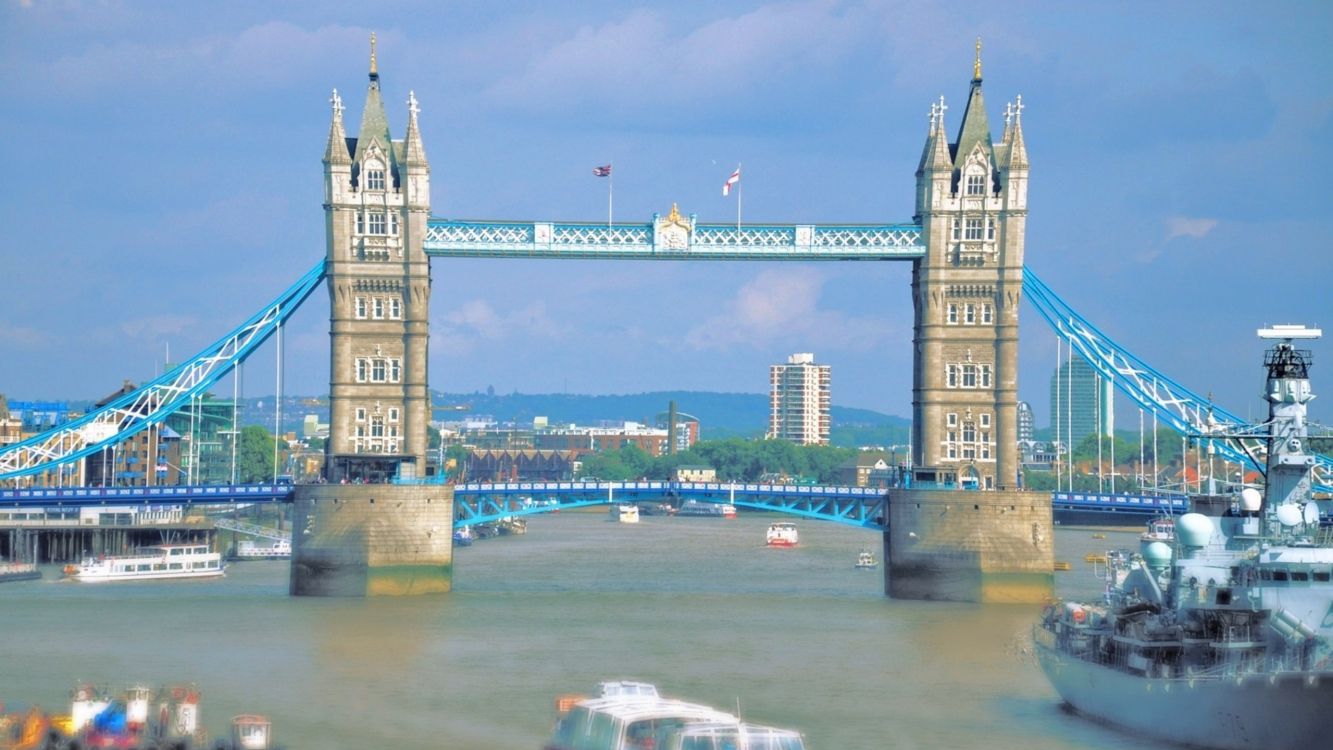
[0, 481, 1189, 530]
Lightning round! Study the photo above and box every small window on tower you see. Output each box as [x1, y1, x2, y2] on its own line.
[373, 298, 384, 319]
[368, 213, 387, 235]
[986, 217, 996, 241]
[965, 218, 984, 241]
[951, 218, 961, 241]
[966, 172, 986, 196]
[964, 304, 976, 324]
[389, 298, 401, 319]
[355, 297, 367, 319]
[390, 213, 399, 235]
[982, 304, 994, 324]
[366, 169, 386, 191]
[947, 304, 959, 324]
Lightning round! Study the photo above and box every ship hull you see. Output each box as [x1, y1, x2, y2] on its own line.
[1035, 640, 1333, 750]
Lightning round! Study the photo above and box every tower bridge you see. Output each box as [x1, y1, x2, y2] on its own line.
[5, 41, 1325, 600]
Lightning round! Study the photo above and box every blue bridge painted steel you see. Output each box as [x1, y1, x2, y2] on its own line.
[1051, 491, 1187, 515]
[3, 482, 1188, 529]
[424, 219, 925, 261]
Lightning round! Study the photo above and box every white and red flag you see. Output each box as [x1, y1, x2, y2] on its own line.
[722, 167, 740, 196]
[593, 164, 612, 177]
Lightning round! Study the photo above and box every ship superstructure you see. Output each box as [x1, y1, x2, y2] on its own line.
[1034, 325, 1333, 750]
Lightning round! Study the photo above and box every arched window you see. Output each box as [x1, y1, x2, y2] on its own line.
[966, 170, 986, 196]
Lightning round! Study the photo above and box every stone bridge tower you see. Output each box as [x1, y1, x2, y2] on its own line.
[291, 39, 453, 597]
[911, 43, 1027, 491]
[321, 37, 432, 482]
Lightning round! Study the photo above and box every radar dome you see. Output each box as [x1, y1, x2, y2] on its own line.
[1176, 513, 1213, 548]
[1141, 541, 1173, 571]
[1276, 503, 1303, 527]
[1240, 488, 1263, 512]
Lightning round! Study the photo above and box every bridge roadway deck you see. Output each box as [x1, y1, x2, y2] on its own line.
[0, 483, 1189, 529]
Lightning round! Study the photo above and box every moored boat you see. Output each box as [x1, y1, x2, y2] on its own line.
[1033, 325, 1333, 750]
[65, 543, 224, 582]
[765, 522, 798, 547]
[676, 500, 737, 519]
[228, 538, 291, 560]
[0, 560, 42, 583]
[611, 503, 640, 523]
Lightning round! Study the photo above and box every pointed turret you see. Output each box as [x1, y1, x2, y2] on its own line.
[402, 90, 430, 208]
[1005, 95, 1029, 170]
[403, 90, 428, 167]
[950, 38, 996, 192]
[927, 97, 953, 174]
[323, 89, 351, 166]
[352, 32, 396, 171]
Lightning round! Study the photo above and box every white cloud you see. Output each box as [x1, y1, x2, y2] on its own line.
[0, 321, 44, 347]
[683, 268, 890, 351]
[41, 22, 372, 95]
[1165, 215, 1219, 240]
[117, 314, 199, 342]
[484, 2, 867, 113]
[431, 299, 565, 354]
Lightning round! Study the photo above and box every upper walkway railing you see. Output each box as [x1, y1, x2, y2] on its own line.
[424, 219, 924, 260]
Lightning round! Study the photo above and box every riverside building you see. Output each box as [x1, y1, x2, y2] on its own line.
[767, 353, 831, 445]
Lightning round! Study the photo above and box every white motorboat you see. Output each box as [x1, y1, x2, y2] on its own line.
[229, 538, 291, 560]
[855, 549, 878, 568]
[765, 522, 798, 547]
[546, 682, 805, 750]
[611, 503, 640, 523]
[65, 543, 224, 582]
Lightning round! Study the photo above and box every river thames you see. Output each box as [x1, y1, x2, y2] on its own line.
[1, 514, 1177, 749]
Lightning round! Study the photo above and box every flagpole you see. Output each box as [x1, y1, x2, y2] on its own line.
[736, 163, 742, 231]
[608, 163, 614, 228]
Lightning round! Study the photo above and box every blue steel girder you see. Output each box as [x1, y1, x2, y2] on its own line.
[1022, 268, 1333, 493]
[451, 481, 888, 529]
[0, 263, 325, 482]
[425, 219, 924, 261]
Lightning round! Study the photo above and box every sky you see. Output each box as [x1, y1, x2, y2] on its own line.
[2, 0, 1331, 428]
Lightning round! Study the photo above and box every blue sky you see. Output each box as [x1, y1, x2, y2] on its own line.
[2, 1, 1330, 427]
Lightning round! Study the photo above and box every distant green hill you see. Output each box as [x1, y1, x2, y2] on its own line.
[431, 390, 910, 447]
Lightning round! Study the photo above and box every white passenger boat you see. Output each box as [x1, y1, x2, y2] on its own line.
[765, 522, 798, 547]
[546, 682, 805, 750]
[229, 538, 291, 560]
[855, 549, 878, 569]
[612, 503, 640, 523]
[676, 500, 737, 519]
[65, 543, 224, 582]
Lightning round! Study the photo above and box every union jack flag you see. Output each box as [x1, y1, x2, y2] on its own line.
[592, 164, 612, 177]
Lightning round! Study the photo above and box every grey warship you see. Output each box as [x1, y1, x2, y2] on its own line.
[1035, 324, 1333, 750]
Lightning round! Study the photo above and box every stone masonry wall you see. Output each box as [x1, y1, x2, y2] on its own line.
[883, 488, 1052, 603]
[290, 483, 454, 596]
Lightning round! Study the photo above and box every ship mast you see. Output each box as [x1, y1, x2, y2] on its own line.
[1257, 324, 1321, 531]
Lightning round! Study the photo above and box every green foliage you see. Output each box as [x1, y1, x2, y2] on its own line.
[577, 438, 860, 483]
[428, 425, 441, 449]
[235, 425, 281, 483]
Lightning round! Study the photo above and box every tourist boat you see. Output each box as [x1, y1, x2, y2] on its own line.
[65, 543, 224, 582]
[855, 549, 878, 569]
[546, 682, 805, 750]
[0, 560, 41, 583]
[765, 522, 798, 547]
[676, 500, 737, 519]
[228, 538, 291, 560]
[1034, 326, 1333, 750]
[611, 503, 640, 523]
[498, 516, 528, 535]
[636, 502, 675, 516]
